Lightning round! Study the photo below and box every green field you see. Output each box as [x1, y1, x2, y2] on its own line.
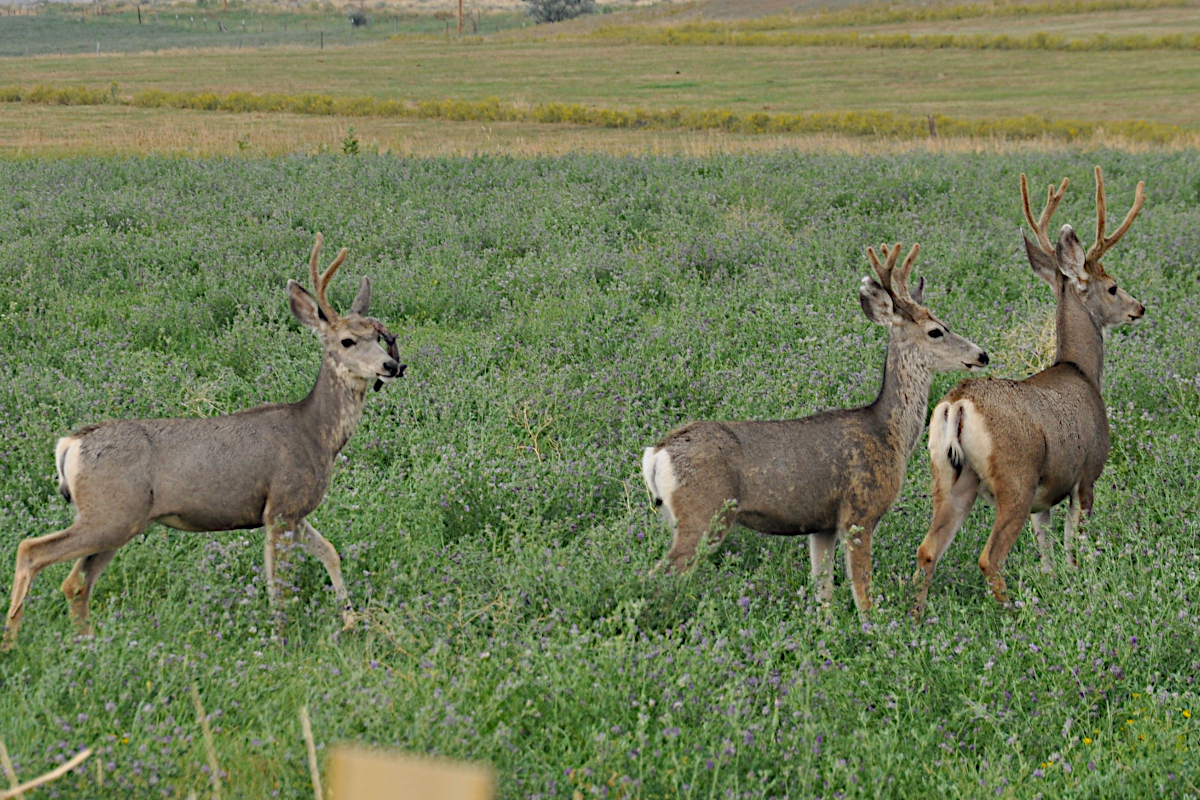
[5, 39, 1200, 127]
[0, 6, 526, 58]
[4, 0, 1200, 159]
[0, 153, 1197, 798]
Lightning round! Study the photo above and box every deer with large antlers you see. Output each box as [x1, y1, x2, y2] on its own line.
[642, 244, 989, 613]
[912, 167, 1145, 618]
[2, 235, 404, 650]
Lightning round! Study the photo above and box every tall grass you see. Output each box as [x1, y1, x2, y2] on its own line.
[677, 0, 1200, 31]
[0, 153, 1197, 799]
[590, 25, 1200, 51]
[0, 84, 1189, 144]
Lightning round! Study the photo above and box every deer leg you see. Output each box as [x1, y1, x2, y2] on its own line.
[299, 520, 353, 628]
[660, 513, 710, 575]
[61, 549, 117, 635]
[263, 522, 280, 608]
[262, 510, 300, 610]
[1062, 483, 1083, 569]
[913, 464, 979, 619]
[978, 482, 1037, 605]
[842, 520, 877, 617]
[5, 520, 137, 650]
[659, 493, 737, 576]
[808, 532, 837, 606]
[1031, 510, 1054, 575]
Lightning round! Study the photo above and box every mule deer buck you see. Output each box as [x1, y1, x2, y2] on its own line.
[911, 167, 1145, 618]
[2, 234, 404, 650]
[642, 243, 989, 613]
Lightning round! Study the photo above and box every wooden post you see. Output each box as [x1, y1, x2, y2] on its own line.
[457, 0, 462, 34]
[137, 5, 141, 24]
[327, 746, 493, 800]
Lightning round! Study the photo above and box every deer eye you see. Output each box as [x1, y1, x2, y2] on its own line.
[340, 338, 355, 348]
[928, 329, 944, 339]
[1108, 285, 1118, 296]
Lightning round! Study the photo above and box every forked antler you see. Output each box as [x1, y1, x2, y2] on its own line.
[867, 242, 923, 314]
[1085, 165, 1145, 272]
[1020, 173, 1069, 257]
[308, 233, 349, 322]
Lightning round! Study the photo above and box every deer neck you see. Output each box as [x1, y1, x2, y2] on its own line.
[1053, 280, 1105, 388]
[298, 355, 370, 457]
[869, 337, 933, 460]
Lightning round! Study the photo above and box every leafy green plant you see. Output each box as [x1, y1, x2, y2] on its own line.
[341, 125, 359, 154]
[524, 0, 596, 24]
[0, 154, 1195, 799]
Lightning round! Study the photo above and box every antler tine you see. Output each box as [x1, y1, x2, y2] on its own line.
[1085, 165, 1145, 268]
[308, 236, 347, 322]
[884, 242, 902, 272]
[309, 232, 324, 297]
[892, 243, 921, 305]
[1020, 173, 1069, 256]
[866, 243, 893, 292]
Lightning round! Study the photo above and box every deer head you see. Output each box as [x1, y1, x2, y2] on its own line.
[860, 242, 989, 373]
[288, 234, 404, 391]
[1021, 167, 1145, 332]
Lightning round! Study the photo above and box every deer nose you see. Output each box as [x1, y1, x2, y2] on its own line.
[978, 352, 990, 366]
[1132, 304, 1145, 319]
[384, 360, 404, 377]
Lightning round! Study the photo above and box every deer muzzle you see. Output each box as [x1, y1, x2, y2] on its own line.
[370, 319, 406, 392]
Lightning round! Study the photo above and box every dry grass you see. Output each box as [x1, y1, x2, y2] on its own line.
[1, 103, 1194, 158]
[3, 40, 1200, 128]
[991, 304, 1059, 378]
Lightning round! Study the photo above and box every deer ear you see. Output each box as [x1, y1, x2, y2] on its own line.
[349, 276, 371, 315]
[1055, 224, 1089, 291]
[859, 277, 899, 326]
[288, 280, 327, 332]
[1023, 233, 1058, 286]
[910, 275, 925, 305]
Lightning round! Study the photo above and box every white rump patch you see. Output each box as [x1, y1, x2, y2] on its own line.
[955, 400, 993, 476]
[929, 399, 992, 485]
[55, 436, 83, 503]
[927, 402, 961, 472]
[641, 446, 680, 524]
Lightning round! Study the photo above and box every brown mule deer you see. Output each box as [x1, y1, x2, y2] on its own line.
[912, 167, 1145, 618]
[2, 234, 404, 650]
[642, 244, 989, 613]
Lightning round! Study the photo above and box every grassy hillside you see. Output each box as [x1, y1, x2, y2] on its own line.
[0, 152, 1197, 798]
[3, 40, 1200, 128]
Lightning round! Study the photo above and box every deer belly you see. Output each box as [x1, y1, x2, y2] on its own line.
[1030, 483, 1069, 514]
[154, 489, 269, 532]
[974, 478, 1068, 513]
[155, 511, 264, 532]
[736, 504, 837, 536]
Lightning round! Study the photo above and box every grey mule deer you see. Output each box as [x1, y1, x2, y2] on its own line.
[2, 234, 404, 650]
[642, 244, 989, 613]
[912, 167, 1145, 618]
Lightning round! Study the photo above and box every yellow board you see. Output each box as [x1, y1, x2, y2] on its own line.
[327, 745, 494, 800]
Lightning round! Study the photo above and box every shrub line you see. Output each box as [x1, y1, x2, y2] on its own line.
[0, 84, 1188, 143]
[589, 26, 1200, 52]
[639, 0, 1200, 33]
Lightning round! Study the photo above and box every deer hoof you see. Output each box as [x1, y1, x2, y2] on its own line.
[911, 600, 926, 621]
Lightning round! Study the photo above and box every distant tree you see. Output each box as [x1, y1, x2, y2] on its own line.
[348, 8, 369, 26]
[524, 0, 595, 24]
